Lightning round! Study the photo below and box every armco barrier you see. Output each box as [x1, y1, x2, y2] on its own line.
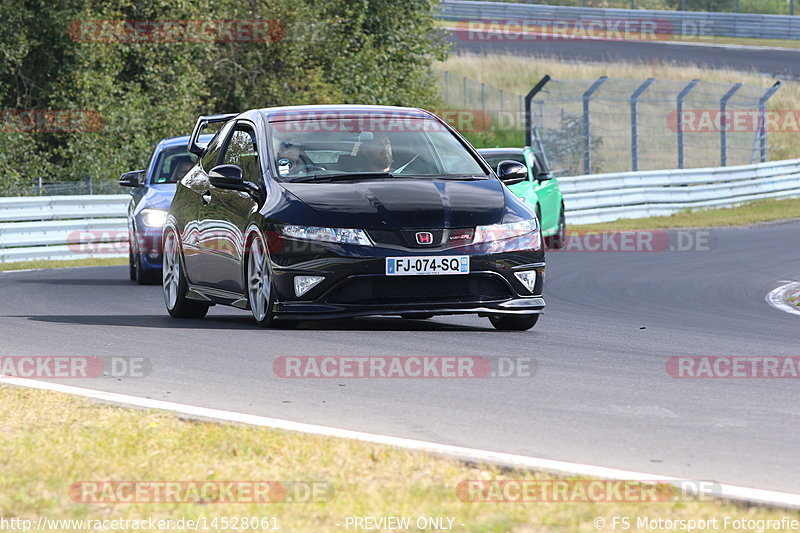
[561, 158, 800, 225]
[0, 195, 129, 263]
[439, 1, 800, 41]
[1, 159, 800, 262]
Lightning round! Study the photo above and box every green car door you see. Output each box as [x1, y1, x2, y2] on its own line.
[523, 147, 562, 237]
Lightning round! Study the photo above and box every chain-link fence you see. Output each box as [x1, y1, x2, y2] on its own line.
[437, 72, 781, 176]
[24, 177, 122, 196]
[530, 76, 779, 175]
[439, 70, 526, 132]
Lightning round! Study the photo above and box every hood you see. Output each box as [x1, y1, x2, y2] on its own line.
[280, 178, 506, 229]
[141, 184, 177, 212]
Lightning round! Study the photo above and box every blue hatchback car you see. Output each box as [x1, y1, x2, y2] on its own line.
[119, 134, 212, 284]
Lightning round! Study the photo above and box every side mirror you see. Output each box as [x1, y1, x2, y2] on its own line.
[119, 170, 145, 188]
[496, 161, 528, 186]
[208, 164, 245, 189]
[536, 171, 552, 182]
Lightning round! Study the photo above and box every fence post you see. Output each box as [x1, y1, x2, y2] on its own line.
[720, 83, 742, 166]
[758, 81, 781, 162]
[480, 83, 486, 115]
[444, 71, 449, 102]
[524, 75, 551, 147]
[676, 79, 700, 169]
[463, 77, 468, 107]
[582, 76, 608, 175]
[499, 89, 504, 116]
[630, 78, 655, 172]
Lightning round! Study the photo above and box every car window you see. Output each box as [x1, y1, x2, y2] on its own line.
[151, 147, 198, 184]
[267, 113, 487, 180]
[201, 121, 235, 172]
[533, 152, 550, 176]
[219, 124, 260, 183]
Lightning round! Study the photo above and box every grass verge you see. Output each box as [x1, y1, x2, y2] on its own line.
[0, 257, 127, 272]
[570, 197, 800, 231]
[1, 385, 799, 532]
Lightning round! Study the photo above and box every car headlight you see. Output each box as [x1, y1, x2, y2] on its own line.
[140, 209, 168, 228]
[472, 219, 539, 244]
[279, 225, 373, 246]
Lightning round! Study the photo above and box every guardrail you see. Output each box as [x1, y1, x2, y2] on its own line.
[439, 1, 800, 40]
[2, 160, 800, 262]
[0, 195, 129, 263]
[561, 159, 800, 225]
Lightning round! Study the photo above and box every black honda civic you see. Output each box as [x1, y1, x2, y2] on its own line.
[162, 105, 545, 330]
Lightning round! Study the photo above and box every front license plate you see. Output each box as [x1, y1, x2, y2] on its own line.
[386, 256, 469, 276]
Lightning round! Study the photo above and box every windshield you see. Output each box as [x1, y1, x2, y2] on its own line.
[268, 112, 488, 181]
[150, 146, 198, 184]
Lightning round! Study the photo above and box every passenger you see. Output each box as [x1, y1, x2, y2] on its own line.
[170, 159, 195, 182]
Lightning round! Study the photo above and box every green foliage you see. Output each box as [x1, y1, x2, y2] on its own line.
[0, 0, 448, 194]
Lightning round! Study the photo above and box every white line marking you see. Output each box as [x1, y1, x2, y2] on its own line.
[4, 378, 800, 508]
[443, 26, 800, 53]
[766, 281, 800, 316]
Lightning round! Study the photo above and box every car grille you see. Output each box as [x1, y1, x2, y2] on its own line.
[368, 228, 474, 248]
[324, 274, 513, 305]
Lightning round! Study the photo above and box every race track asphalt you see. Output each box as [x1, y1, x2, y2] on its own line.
[1, 220, 798, 494]
[450, 33, 800, 78]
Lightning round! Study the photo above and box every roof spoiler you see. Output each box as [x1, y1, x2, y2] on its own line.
[187, 113, 239, 155]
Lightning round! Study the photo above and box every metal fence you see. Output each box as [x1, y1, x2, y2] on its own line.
[439, 70, 527, 132]
[458, 0, 798, 15]
[561, 158, 800, 224]
[527, 76, 780, 176]
[437, 72, 780, 176]
[439, 1, 800, 39]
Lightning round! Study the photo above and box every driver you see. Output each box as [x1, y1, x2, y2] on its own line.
[360, 137, 393, 173]
[277, 141, 313, 175]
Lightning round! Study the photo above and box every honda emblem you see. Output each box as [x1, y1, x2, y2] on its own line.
[415, 231, 434, 245]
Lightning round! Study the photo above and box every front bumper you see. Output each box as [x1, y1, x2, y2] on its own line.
[131, 226, 164, 270]
[268, 236, 545, 320]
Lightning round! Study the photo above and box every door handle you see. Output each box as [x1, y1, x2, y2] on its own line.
[201, 191, 211, 206]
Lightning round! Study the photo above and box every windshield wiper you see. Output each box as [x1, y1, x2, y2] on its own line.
[287, 172, 393, 183]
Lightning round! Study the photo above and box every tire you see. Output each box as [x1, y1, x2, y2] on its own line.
[162, 230, 209, 319]
[246, 232, 277, 328]
[545, 206, 567, 250]
[128, 245, 137, 281]
[400, 313, 435, 320]
[489, 314, 539, 331]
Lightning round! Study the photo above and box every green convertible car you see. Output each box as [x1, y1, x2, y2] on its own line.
[478, 147, 566, 249]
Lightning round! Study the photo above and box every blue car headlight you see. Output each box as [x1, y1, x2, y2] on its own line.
[140, 209, 168, 228]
